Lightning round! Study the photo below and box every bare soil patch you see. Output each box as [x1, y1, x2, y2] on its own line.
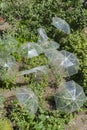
[65, 111, 87, 130]
[42, 86, 59, 111]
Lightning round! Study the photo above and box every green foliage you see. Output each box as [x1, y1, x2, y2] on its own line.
[1, 0, 87, 41]
[0, 0, 87, 129]
[0, 119, 13, 130]
[7, 101, 70, 130]
[59, 32, 87, 94]
[7, 101, 32, 130]
[19, 54, 49, 89]
[0, 0, 60, 41]
[63, 7, 87, 30]
[22, 54, 48, 70]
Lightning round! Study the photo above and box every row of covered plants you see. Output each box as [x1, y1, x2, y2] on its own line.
[0, 0, 87, 130]
[0, 16, 87, 129]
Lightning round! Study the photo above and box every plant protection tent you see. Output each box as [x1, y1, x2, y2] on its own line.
[45, 50, 79, 77]
[37, 28, 49, 42]
[54, 80, 87, 113]
[59, 50, 79, 76]
[37, 28, 60, 51]
[52, 17, 70, 34]
[18, 65, 47, 76]
[16, 87, 38, 114]
[19, 42, 43, 58]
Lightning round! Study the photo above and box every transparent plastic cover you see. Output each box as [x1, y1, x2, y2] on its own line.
[16, 87, 38, 114]
[37, 28, 49, 42]
[52, 17, 70, 34]
[19, 42, 43, 58]
[18, 65, 47, 76]
[45, 50, 79, 77]
[55, 80, 87, 113]
[37, 28, 60, 51]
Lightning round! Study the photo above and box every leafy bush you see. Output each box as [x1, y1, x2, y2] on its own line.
[7, 102, 31, 130]
[0, 0, 61, 41]
[7, 101, 70, 130]
[0, 119, 13, 130]
[57, 0, 87, 29]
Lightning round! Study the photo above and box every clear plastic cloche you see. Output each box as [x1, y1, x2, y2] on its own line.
[52, 17, 70, 34]
[16, 87, 38, 114]
[54, 80, 87, 113]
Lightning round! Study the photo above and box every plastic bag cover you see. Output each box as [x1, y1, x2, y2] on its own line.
[52, 17, 70, 34]
[16, 87, 38, 114]
[55, 80, 87, 113]
[18, 65, 47, 76]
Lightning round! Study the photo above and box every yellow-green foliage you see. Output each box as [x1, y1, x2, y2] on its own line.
[0, 119, 13, 130]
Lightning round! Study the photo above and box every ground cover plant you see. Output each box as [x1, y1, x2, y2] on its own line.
[0, 0, 87, 130]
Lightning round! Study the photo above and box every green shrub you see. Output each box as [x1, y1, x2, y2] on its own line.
[7, 102, 31, 130]
[0, 119, 13, 130]
[7, 101, 70, 130]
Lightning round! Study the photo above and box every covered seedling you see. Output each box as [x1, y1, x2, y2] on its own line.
[16, 87, 38, 114]
[19, 42, 43, 58]
[45, 50, 79, 77]
[37, 28, 60, 51]
[55, 80, 87, 113]
[37, 28, 49, 42]
[45, 49, 60, 63]
[52, 17, 70, 34]
[60, 50, 79, 76]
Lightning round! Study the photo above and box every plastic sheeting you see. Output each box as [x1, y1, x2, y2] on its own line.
[60, 50, 79, 76]
[52, 17, 70, 34]
[16, 87, 38, 114]
[55, 80, 87, 113]
[18, 65, 47, 76]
